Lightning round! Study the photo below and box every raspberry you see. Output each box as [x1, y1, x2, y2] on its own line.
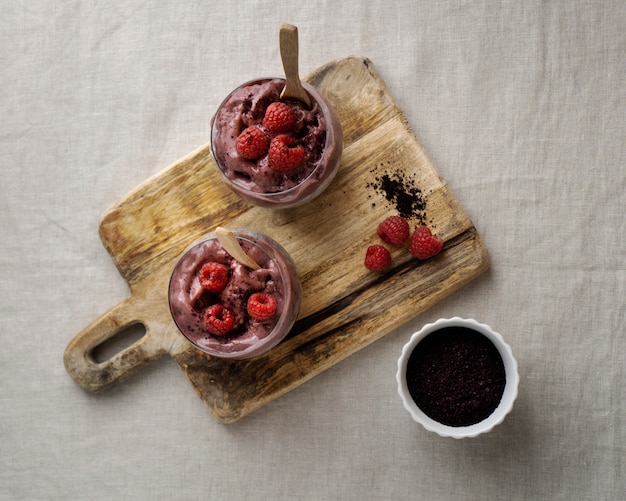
[364, 245, 392, 272]
[204, 304, 235, 336]
[236, 126, 269, 159]
[268, 134, 304, 171]
[408, 226, 444, 260]
[377, 216, 410, 246]
[262, 102, 296, 133]
[247, 293, 277, 321]
[198, 262, 229, 293]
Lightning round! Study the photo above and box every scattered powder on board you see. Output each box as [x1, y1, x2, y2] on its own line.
[367, 167, 428, 223]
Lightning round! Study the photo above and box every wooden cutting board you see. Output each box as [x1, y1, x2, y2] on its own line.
[64, 56, 489, 423]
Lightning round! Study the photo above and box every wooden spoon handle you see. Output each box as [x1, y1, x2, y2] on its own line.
[279, 24, 311, 107]
[215, 227, 261, 270]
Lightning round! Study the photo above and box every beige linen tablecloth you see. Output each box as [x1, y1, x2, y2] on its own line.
[1, 1, 624, 499]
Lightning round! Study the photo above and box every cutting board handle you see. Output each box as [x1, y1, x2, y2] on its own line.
[64, 294, 167, 392]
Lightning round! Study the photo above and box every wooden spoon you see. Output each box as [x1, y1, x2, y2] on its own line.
[279, 23, 312, 108]
[215, 227, 261, 270]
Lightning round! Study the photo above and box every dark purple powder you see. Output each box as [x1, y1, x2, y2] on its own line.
[366, 167, 427, 223]
[406, 327, 506, 427]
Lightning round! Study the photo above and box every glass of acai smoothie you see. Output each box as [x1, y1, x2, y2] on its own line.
[210, 78, 343, 208]
[168, 228, 301, 359]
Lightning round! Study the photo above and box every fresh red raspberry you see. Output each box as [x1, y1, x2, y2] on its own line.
[408, 226, 444, 260]
[198, 262, 229, 293]
[262, 102, 296, 133]
[364, 245, 392, 272]
[268, 134, 304, 172]
[204, 304, 235, 336]
[236, 126, 269, 159]
[247, 293, 277, 321]
[377, 216, 410, 246]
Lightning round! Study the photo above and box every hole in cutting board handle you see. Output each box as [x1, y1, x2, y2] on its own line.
[91, 322, 146, 363]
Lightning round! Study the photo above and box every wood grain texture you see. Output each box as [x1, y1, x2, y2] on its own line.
[64, 56, 489, 422]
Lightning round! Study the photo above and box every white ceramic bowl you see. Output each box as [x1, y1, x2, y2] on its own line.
[396, 317, 519, 438]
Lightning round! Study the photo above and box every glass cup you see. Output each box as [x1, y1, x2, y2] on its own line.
[168, 229, 301, 359]
[210, 78, 343, 208]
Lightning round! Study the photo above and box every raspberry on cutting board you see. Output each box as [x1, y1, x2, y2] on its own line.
[377, 216, 410, 246]
[408, 226, 444, 260]
[364, 245, 392, 272]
